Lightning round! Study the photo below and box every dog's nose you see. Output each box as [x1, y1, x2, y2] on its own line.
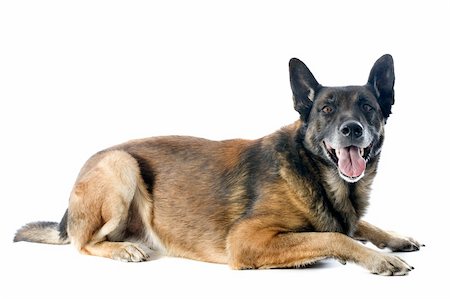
[340, 121, 363, 139]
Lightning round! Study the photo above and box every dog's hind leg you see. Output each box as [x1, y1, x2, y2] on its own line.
[67, 150, 154, 262]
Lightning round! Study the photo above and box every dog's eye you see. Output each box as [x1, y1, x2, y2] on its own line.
[362, 104, 374, 112]
[322, 105, 333, 114]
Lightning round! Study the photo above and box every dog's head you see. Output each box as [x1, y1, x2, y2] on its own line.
[289, 55, 395, 183]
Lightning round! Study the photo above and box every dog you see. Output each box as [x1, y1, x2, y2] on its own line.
[14, 54, 422, 275]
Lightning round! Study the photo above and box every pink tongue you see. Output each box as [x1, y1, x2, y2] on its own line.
[337, 146, 366, 178]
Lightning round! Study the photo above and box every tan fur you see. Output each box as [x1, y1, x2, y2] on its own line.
[67, 150, 155, 260]
[14, 121, 421, 275]
[354, 220, 422, 252]
[14, 55, 422, 275]
[14, 222, 69, 245]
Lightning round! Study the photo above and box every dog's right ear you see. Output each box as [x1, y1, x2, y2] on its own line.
[289, 58, 321, 121]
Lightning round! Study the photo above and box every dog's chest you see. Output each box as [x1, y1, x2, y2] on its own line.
[311, 171, 365, 235]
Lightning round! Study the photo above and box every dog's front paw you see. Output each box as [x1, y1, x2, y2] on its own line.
[365, 253, 413, 276]
[381, 232, 424, 252]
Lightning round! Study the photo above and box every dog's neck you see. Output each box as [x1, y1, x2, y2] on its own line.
[287, 121, 380, 235]
[311, 147, 381, 232]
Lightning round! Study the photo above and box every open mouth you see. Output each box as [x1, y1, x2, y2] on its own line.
[324, 141, 372, 183]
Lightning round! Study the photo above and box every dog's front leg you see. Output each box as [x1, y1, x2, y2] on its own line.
[353, 220, 424, 252]
[226, 218, 413, 275]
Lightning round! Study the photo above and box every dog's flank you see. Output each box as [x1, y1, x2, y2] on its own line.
[14, 55, 422, 275]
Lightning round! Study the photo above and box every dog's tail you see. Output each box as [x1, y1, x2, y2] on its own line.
[13, 209, 70, 245]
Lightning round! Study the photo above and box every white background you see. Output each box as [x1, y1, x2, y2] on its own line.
[1, 1, 449, 298]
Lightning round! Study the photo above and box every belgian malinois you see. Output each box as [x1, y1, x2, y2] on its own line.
[15, 54, 422, 275]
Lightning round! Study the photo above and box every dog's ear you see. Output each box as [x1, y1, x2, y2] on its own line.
[289, 58, 321, 121]
[367, 54, 395, 119]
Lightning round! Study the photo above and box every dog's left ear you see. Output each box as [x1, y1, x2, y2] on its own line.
[367, 54, 395, 119]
